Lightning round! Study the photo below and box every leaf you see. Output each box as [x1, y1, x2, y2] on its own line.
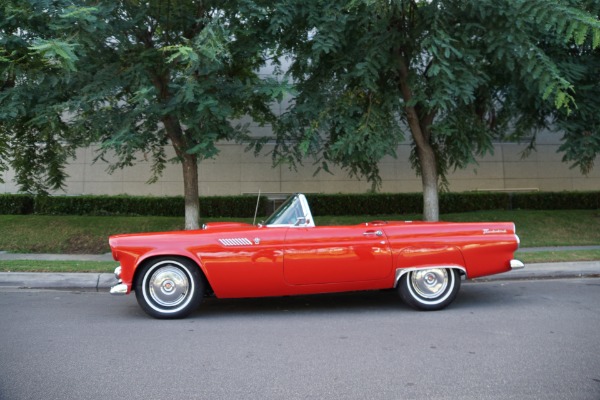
[29, 40, 79, 72]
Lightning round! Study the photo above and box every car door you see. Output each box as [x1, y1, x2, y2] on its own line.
[283, 225, 393, 285]
[195, 226, 289, 298]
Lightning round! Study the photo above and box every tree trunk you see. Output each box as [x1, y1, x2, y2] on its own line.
[162, 115, 200, 230]
[181, 153, 200, 230]
[398, 58, 440, 221]
[415, 143, 439, 221]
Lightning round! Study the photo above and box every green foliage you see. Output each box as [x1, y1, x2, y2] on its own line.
[31, 195, 268, 218]
[0, 194, 34, 214]
[439, 192, 512, 214]
[306, 191, 600, 216]
[0, 0, 87, 193]
[551, 34, 600, 172]
[307, 193, 423, 216]
[28, 39, 79, 72]
[0, 193, 268, 217]
[2, 191, 597, 218]
[512, 191, 600, 210]
[54, 0, 284, 176]
[0, 0, 286, 228]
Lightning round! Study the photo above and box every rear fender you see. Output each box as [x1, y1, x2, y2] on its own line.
[394, 245, 467, 287]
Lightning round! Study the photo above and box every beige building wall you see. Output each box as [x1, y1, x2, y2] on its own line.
[1, 131, 598, 196]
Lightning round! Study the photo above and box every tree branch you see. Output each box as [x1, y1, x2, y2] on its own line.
[398, 55, 428, 149]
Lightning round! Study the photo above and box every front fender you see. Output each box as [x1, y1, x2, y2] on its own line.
[115, 247, 207, 292]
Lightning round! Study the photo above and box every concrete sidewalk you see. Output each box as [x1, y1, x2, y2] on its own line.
[0, 253, 598, 291]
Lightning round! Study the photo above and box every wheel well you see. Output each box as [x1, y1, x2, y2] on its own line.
[133, 255, 213, 294]
[394, 265, 466, 288]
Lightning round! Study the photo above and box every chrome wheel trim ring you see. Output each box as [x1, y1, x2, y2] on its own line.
[142, 261, 194, 313]
[409, 268, 452, 300]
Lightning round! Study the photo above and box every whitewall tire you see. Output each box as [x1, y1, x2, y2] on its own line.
[135, 257, 204, 319]
[398, 268, 460, 311]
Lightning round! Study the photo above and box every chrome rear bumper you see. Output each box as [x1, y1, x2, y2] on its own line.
[510, 259, 525, 270]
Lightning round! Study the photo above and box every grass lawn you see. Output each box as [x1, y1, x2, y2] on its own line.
[0, 260, 118, 273]
[516, 250, 600, 264]
[0, 214, 185, 254]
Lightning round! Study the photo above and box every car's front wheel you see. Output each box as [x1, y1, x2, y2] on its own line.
[398, 268, 460, 311]
[135, 257, 204, 319]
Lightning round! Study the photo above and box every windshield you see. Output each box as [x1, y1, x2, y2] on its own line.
[263, 195, 305, 226]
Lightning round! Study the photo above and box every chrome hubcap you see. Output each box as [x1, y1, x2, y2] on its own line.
[148, 266, 190, 307]
[411, 268, 448, 299]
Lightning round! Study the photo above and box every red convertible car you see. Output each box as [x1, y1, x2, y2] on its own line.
[109, 193, 524, 318]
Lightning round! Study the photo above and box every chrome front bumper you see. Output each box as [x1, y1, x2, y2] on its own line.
[110, 283, 128, 295]
[510, 259, 525, 270]
[110, 266, 128, 295]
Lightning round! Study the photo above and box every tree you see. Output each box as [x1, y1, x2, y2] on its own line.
[1, 0, 284, 229]
[268, 0, 600, 221]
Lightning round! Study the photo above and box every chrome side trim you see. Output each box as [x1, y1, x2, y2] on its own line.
[110, 283, 128, 295]
[219, 238, 253, 246]
[510, 259, 525, 270]
[394, 265, 467, 288]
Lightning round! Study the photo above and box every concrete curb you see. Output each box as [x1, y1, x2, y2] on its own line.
[0, 272, 115, 291]
[0, 261, 598, 290]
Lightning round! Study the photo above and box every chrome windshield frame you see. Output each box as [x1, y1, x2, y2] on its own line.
[263, 194, 315, 228]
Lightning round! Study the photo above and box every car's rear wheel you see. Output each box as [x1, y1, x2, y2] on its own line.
[398, 268, 460, 311]
[135, 257, 204, 319]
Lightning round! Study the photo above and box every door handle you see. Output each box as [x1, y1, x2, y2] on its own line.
[363, 230, 383, 237]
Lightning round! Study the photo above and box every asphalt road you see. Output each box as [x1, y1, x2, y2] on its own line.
[1, 278, 599, 400]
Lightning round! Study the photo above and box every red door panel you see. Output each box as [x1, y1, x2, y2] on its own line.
[194, 227, 287, 297]
[283, 226, 393, 285]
